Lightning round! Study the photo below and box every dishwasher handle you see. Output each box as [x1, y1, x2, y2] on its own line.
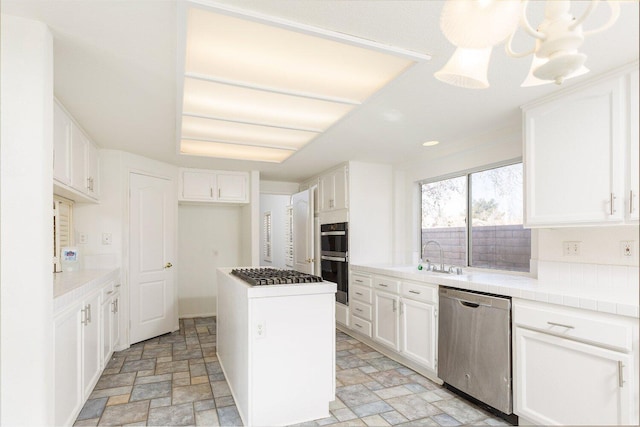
[459, 300, 481, 308]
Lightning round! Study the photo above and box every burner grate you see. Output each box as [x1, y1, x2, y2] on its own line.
[231, 268, 323, 286]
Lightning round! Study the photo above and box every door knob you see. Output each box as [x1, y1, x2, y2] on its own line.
[164, 262, 173, 269]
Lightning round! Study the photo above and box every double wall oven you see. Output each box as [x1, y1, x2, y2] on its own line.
[320, 222, 348, 305]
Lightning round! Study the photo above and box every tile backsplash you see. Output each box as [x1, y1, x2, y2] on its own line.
[537, 260, 639, 303]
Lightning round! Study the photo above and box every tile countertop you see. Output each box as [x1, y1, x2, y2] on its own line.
[351, 264, 639, 319]
[53, 268, 120, 314]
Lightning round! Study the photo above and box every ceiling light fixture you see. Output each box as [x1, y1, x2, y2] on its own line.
[422, 140, 440, 147]
[435, 0, 620, 89]
[178, 3, 429, 163]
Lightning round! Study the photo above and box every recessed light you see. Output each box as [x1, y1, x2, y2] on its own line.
[422, 140, 440, 147]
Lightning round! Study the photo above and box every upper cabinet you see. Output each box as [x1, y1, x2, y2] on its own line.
[54, 100, 100, 202]
[179, 168, 249, 204]
[522, 63, 638, 227]
[319, 165, 348, 213]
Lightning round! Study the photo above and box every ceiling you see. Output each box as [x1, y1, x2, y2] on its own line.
[2, 0, 638, 182]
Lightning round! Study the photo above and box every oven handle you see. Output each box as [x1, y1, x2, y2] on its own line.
[321, 231, 346, 236]
[321, 255, 347, 262]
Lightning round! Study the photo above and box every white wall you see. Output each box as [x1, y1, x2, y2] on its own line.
[260, 180, 299, 195]
[0, 15, 55, 426]
[178, 204, 242, 317]
[259, 194, 291, 268]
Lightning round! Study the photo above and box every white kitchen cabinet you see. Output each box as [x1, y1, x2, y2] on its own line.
[53, 102, 72, 186]
[373, 290, 400, 351]
[349, 272, 373, 336]
[401, 297, 437, 370]
[217, 172, 248, 202]
[627, 68, 639, 221]
[523, 64, 638, 227]
[54, 305, 82, 427]
[54, 99, 100, 202]
[101, 287, 120, 365]
[179, 168, 249, 203]
[54, 289, 102, 426]
[81, 291, 101, 398]
[320, 165, 348, 212]
[513, 299, 639, 426]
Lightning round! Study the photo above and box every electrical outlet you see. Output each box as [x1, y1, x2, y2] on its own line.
[256, 321, 266, 338]
[563, 241, 581, 256]
[621, 241, 634, 257]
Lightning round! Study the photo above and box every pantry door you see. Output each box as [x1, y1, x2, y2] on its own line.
[292, 189, 314, 274]
[129, 172, 176, 344]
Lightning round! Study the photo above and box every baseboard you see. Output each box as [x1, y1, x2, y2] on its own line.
[179, 312, 216, 319]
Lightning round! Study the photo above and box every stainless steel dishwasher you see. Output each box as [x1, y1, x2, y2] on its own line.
[438, 287, 514, 419]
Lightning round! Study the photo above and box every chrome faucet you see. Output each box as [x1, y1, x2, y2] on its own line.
[421, 240, 445, 272]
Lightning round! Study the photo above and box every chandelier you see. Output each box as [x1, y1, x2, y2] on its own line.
[434, 0, 621, 89]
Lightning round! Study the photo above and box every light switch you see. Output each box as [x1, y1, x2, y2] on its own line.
[78, 232, 87, 244]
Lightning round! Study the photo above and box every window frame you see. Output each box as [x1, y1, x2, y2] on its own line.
[418, 158, 529, 272]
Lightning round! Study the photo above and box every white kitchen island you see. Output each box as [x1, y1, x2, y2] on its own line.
[217, 268, 337, 426]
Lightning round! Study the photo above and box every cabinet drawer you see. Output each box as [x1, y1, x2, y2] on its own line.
[100, 280, 115, 301]
[372, 276, 400, 293]
[351, 300, 372, 321]
[514, 299, 634, 352]
[351, 273, 371, 288]
[351, 284, 372, 304]
[401, 281, 437, 304]
[350, 315, 372, 337]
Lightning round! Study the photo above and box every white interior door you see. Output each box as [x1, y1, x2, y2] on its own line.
[129, 173, 176, 344]
[292, 189, 314, 274]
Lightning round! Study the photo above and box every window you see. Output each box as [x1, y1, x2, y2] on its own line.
[263, 211, 272, 262]
[420, 163, 531, 272]
[53, 196, 74, 272]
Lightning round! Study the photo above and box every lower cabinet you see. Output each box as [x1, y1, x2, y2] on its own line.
[53, 305, 82, 427]
[401, 298, 437, 371]
[368, 275, 438, 373]
[514, 299, 639, 426]
[373, 290, 400, 351]
[54, 276, 120, 426]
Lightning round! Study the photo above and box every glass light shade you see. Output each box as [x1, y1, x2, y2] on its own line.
[533, 51, 587, 84]
[180, 139, 295, 163]
[521, 54, 589, 87]
[434, 47, 492, 89]
[440, 0, 521, 48]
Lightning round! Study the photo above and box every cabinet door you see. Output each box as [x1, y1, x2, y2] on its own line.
[319, 173, 334, 211]
[86, 141, 99, 199]
[82, 292, 102, 398]
[216, 172, 248, 202]
[111, 293, 120, 350]
[524, 77, 625, 226]
[70, 123, 88, 194]
[54, 306, 82, 427]
[628, 68, 639, 221]
[182, 170, 214, 200]
[515, 327, 636, 425]
[332, 167, 348, 210]
[101, 299, 113, 366]
[401, 299, 437, 370]
[374, 291, 400, 351]
[53, 102, 72, 185]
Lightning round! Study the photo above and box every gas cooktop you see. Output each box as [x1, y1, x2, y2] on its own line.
[231, 268, 323, 286]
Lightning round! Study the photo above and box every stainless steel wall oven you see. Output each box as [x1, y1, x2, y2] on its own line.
[320, 222, 348, 305]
